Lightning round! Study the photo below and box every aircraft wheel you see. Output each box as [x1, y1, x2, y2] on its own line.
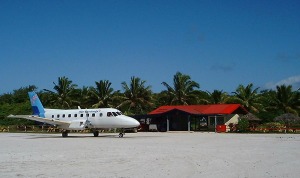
[118, 133, 124, 138]
[93, 131, 99, 137]
[62, 131, 68, 137]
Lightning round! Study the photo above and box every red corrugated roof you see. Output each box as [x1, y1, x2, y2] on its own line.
[149, 104, 248, 115]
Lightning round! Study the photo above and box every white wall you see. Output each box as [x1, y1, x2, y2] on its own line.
[225, 114, 240, 132]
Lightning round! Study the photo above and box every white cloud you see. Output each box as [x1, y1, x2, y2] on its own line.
[265, 75, 300, 90]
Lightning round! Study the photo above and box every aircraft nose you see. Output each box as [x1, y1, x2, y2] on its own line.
[132, 119, 140, 127]
[126, 116, 140, 127]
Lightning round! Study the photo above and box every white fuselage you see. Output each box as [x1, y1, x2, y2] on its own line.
[44, 108, 140, 130]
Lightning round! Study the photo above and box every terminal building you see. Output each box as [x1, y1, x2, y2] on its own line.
[136, 104, 248, 132]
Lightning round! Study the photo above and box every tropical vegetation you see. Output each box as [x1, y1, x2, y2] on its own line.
[1, 72, 299, 128]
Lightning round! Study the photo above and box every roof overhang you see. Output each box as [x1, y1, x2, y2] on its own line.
[149, 104, 248, 116]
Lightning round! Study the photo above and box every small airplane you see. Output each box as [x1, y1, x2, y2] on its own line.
[8, 92, 140, 137]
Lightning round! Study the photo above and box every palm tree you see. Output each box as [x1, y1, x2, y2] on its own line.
[88, 80, 114, 108]
[117, 76, 153, 115]
[44, 76, 78, 109]
[161, 72, 200, 105]
[75, 86, 90, 108]
[200, 90, 229, 104]
[231, 83, 262, 113]
[154, 91, 173, 106]
[268, 85, 300, 115]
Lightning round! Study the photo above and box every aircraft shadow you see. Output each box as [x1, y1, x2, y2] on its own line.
[23, 134, 161, 139]
[26, 134, 139, 139]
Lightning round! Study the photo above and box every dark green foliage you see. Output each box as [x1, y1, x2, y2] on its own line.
[44, 76, 78, 109]
[0, 101, 33, 126]
[268, 85, 300, 115]
[256, 110, 282, 123]
[161, 72, 200, 105]
[200, 90, 229, 104]
[88, 80, 114, 108]
[117, 76, 154, 115]
[230, 83, 262, 113]
[0, 73, 299, 127]
[237, 117, 249, 132]
[0, 93, 13, 104]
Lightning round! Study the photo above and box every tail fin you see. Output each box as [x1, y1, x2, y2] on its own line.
[28, 92, 45, 117]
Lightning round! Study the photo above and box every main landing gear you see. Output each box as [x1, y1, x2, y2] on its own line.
[93, 131, 99, 137]
[62, 130, 69, 137]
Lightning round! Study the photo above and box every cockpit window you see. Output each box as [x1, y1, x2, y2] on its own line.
[112, 112, 118, 116]
[116, 112, 121, 115]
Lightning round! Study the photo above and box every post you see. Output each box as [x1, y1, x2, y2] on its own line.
[188, 115, 190, 132]
[215, 115, 217, 133]
[167, 116, 169, 132]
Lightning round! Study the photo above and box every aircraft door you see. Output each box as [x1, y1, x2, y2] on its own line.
[84, 110, 92, 127]
[85, 110, 89, 120]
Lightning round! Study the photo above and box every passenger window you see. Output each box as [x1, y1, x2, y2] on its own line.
[68, 114, 71, 117]
[92, 113, 95, 117]
[62, 114, 65, 118]
[112, 112, 118, 116]
[52, 115, 54, 118]
[100, 113, 103, 117]
[80, 114, 83, 117]
[86, 114, 89, 117]
[74, 114, 77, 117]
[57, 114, 60, 118]
[107, 112, 112, 117]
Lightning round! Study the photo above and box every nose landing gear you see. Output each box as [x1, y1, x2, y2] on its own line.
[119, 129, 125, 137]
[118, 133, 124, 137]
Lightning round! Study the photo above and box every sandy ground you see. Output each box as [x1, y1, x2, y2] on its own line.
[0, 132, 300, 178]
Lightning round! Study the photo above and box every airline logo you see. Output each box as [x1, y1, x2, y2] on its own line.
[31, 94, 38, 105]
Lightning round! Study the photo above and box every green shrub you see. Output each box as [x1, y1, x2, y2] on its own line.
[237, 117, 249, 132]
[255, 122, 285, 133]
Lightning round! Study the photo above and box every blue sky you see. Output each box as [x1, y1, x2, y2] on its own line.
[1, 0, 300, 94]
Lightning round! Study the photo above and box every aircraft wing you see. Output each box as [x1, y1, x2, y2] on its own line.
[8, 114, 71, 126]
